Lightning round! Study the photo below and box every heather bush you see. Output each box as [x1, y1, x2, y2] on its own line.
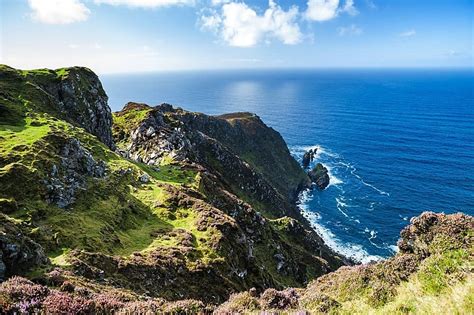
[259, 288, 300, 310]
[42, 290, 94, 314]
[92, 293, 126, 313]
[214, 292, 260, 314]
[117, 300, 163, 315]
[162, 299, 206, 314]
[0, 276, 49, 313]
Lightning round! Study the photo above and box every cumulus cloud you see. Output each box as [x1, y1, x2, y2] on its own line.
[28, 0, 90, 24]
[202, 0, 302, 47]
[305, 0, 358, 21]
[305, 0, 339, 21]
[94, 0, 194, 7]
[399, 29, 416, 37]
[338, 24, 362, 36]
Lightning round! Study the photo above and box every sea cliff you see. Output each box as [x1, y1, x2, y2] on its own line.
[0, 65, 343, 312]
[0, 65, 472, 314]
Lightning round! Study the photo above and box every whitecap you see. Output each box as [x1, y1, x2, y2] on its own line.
[335, 197, 350, 218]
[389, 245, 399, 253]
[325, 164, 343, 186]
[350, 166, 390, 196]
[298, 194, 384, 264]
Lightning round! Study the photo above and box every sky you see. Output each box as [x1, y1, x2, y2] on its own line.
[0, 0, 472, 73]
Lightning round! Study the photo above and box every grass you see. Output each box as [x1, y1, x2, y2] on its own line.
[417, 249, 470, 294]
[0, 118, 51, 155]
[334, 272, 473, 315]
[298, 246, 473, 314]
[50, 248, 72, 267]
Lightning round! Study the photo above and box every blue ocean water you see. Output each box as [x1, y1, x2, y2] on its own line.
[101, 69, 474, 263]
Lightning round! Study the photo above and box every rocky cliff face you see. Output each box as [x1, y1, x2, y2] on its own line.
[114, 103, 310, 219]
[0, 65, 114, 149]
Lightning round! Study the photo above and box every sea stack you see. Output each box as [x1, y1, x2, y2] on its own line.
[302, 148, 317, 169]
[308, 163, 330, 189]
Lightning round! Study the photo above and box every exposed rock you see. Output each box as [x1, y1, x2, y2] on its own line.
[302, 148, 316, 169]
[0, 214, 49, 280]
[138, 173, 150, 183]
[308, 163, 330, 190]
[24, 67, 115, 149]
[44, 137, 107, 208]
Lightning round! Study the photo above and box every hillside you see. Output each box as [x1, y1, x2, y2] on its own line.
[0, 65, 344, 313]
[0, 65, 472, 314]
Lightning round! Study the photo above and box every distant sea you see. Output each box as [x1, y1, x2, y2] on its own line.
[101, 69, 474, 263]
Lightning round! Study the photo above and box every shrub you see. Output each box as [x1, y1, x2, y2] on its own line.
[0, 276, 49, 313]
[42, 290, 94, 314]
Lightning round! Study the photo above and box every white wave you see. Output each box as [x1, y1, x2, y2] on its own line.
[367, 230, 386, 249]
[350, 166, 390, 196]
[335, 197, 350, 218]
[389, 245, 399, 253]
[325, 164, 343, 187]
[298, 193, 384, 264]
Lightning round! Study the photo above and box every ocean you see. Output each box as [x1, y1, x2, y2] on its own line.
[101, 69, 474, 263]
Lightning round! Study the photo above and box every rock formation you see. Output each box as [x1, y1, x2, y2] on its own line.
[308, 162, 330, 189]
[302, 148, 316, 169]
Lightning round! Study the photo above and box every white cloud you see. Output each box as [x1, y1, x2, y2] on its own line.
[305, 0, 339, 21]
[28, 0, 90, 24]
[399, 29, 416, 37]
[68, 43, 80, 49]
[338, 24, 362, 36]
[200, 12, 222, 31]
[342, 0, 358, 16]
[202, 0, 302, 47]
[94, 0, 194, 8]
[211, 0, 230, 5]
[305, 0, 358, 21]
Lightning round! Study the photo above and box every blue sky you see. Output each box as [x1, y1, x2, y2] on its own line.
[0, 0, 472, 73]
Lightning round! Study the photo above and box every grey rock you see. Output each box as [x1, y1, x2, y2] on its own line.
[139, 173, 151, 183]
[308, 163, 330, 190]
[45, 138, 107, 208]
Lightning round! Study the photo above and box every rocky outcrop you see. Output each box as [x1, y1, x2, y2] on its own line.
[115, 104, 310, 203]
[302, 148, 316, 169]
[23, 67, 115, 149]
[308, 163, 330, 189]
[44, 136, 107, 208]
[0, 214, 49, 281]
[114, 103, 311, 219]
